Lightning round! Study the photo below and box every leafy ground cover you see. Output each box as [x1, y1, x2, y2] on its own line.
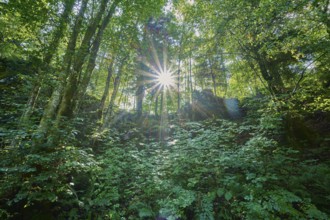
[1, 96, 329, 219]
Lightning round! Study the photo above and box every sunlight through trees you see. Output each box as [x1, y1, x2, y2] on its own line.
[0, 0, 329, 219]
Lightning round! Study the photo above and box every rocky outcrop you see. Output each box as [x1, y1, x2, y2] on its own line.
[181, 89, 242, 120]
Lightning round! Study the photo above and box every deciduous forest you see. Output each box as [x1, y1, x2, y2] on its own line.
[0, 0, 329, 219]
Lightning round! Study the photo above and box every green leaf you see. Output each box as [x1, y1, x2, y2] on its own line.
[138, 207, 153, 218]
[217, 188, 225, 197]
[225, 192, 232, 201]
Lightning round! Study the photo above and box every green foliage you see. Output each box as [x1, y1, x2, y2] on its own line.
[1, 0, 330, 219]
[83, 94, 330, 219]
[0, 146, 99, 219]
[1, 97, 329, 220]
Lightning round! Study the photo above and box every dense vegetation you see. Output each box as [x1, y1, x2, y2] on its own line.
[0, 0, 329, 219]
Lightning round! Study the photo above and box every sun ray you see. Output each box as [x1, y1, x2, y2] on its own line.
[141, 42, 178, 110]
[150, 40, 163, 73]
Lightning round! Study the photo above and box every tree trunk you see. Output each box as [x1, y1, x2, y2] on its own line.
[92, 51, 107, 93]
[177, 59, 181, 111]
[36, 0, 88, 146]
[102, 61, 125, 129]
[177, 34, 184, 112]
[189, 51, 193, 103]
[184, 61, 188, 103]
[99, 59, 114, 117]
[155, 96, 159, 117]
[20, 78, 42, 124]
[136, 69, 145, 119]
[36, 84, 64, 147]
[159, 89, 168, 142]
[20, 0, 76, 124]
[160, 90, 164, 119]
[56, 0, 110, 122]
[254, 51, 278, 96]
[210, 59, 217, 96]
[220, 52, 227, 96]
[257, 59, 283, 96]
[117, 74, 129, 107]
[63, 0, 89, 76]
[43, 0, 76, 64]
[77, 0, 120, 107]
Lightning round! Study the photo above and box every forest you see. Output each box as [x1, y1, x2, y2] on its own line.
[0, 0, 329, 219]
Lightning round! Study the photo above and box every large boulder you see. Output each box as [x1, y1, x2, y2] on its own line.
[181, 89, 242, 120]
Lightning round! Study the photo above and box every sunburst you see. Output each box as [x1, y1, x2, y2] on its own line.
[140, 43, 177, 95]
[138, 43, 178, 142]
[155, 66, 175, 90]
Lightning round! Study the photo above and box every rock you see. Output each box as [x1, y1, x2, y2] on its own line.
[181, 90, 242, 120]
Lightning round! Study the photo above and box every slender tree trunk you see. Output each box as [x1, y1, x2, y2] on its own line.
[103, 75, 120, 125]
[184, 62, 188, 102]
[220, 52, 227, 96]
[117, 74, 129, 107]
[210, 61, 217, 96]
[159, 89, 168, 143]
[99, 60, 114, 117]
[136, 69, 145, 119]
[177, 58, 181, 111]
[92, 51, 107, 93]
[155, 96, 159, 117]
[177, 33, 184, 112]
[102, 62, 125, 129]
[123, 93, 128, 109]
[160, 90, 164, 119]
[250, 46, 284, 96]
[20, 77, 42, 124]
[120, 76, 130, 109]
[189, 51, 193, 103]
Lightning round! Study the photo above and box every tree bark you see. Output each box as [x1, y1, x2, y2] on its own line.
[117, 74, 129, 108]
[36, 0, 88, 145]
[20, 0, 76, 124]
[189, 50, 193, 103]
[177, 33, 184, 112]
[77, 0, 120, 107]
[219, 52, 227, 96]
[136, 68, 145, 119]
[155, 95, 159, 117]
[99, 59, 114, 117]
[102, 61, 125, 129]
[56, 0, 110, 122]
[253, 49, 284, 96]
[209, 59, 217, 96]
[43, 0, 76, 64]
[177, 57, 181, 111]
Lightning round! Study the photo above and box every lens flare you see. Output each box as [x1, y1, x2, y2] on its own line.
[157, 70, 174, 87]
[155, 66, 175, 91]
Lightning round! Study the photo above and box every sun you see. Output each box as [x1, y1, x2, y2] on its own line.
[139, 43, 176, 93]
[156, 69, 175, 88]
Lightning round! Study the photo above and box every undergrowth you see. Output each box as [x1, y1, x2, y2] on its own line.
[0, 96, 329, 219]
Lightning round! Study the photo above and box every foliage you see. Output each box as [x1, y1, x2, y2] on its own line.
[0, 146, 99, 219]
[0, 0, 329, 219]
[1, 97, 330, 219]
